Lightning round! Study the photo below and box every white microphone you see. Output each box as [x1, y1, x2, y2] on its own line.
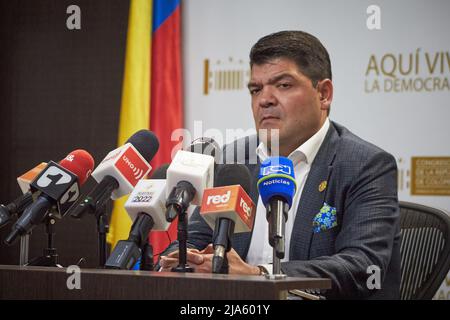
[104, 178, 170, 270]
[164, 142, 215, 273]
[126, 179, 170, 231]
[71, 130, 159, 219]
[165, 149, 214, 220]
[91, 144, 152, 200]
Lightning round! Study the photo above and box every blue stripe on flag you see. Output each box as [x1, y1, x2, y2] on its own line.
[152, 0, 180, 31]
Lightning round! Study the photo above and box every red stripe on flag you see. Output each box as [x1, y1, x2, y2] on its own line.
[149, 5, 183, 259]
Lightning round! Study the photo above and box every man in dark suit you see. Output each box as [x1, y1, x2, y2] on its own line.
[160, 30, 401, 299]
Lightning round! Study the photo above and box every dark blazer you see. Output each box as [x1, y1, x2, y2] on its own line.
[163, 121, 401, 299]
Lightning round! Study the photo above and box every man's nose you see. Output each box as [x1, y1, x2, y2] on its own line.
[258, 87, 277, 108]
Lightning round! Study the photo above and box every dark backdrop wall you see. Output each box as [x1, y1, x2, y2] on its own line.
[0, 0, 130, 267]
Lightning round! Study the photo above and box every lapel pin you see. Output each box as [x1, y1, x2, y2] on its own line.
[318, 181, 327, 192]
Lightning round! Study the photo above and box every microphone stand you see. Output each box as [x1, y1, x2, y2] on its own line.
[71, 177, 115, 268]
[95, 203, 110, 268]
[219, 256, 229, 274]
[26, 214, 63, 268]
[267, 197, 288, 279]
[19, 234, 30, 266]
[212, 218, 235, 274]
[171, 208, 194, 273]
[212, 246, 229, 274]
[165, 181, 196, 273]
[140, 239, 154, 271]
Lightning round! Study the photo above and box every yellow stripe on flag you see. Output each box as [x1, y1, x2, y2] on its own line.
[107, 0, 152, 247]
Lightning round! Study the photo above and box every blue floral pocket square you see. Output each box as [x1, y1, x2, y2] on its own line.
[313, 203, 338, 233]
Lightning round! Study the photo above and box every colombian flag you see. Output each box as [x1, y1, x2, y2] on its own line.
[108, 0, 183, 262]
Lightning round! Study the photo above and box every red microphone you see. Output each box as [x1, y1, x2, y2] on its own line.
[59, 149, 95, 186]
[4, 149, 95, 245]
[200, 164, 256, 273]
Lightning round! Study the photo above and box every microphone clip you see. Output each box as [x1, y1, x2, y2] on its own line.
[165, 181, 196, 222]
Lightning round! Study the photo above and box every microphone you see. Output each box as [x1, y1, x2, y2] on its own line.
[4, 150, 95, 245]
[17, 162, 48, 194]
[200, 164, 256, 274]
[0, 163, 48, 230]
[163, 136, 220, 219]
[257, 157, 297, 260]
[165, 149, 215, 221]
[188, 137, 222, 164]
[105, 178, 170, 269]
[164, 140, 215, 272]
[70, 129, 159, 219]
[150, 163, 169, 179]
[0, 193, 33, 230]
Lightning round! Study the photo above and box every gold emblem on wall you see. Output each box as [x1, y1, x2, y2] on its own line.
[203, 58, 250, 95]
[411, 157, 450, 196]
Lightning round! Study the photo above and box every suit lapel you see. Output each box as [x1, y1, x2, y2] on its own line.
[289, 123, 340, 260]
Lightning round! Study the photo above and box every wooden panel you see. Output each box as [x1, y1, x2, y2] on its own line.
[0, 265, 331, 300]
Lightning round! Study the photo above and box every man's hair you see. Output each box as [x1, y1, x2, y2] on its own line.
[249, 30, 332, 87]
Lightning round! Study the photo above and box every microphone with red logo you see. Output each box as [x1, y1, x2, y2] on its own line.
[0, 163, 47, 230]
[4, 150, 95, 245]
[200, 164, 255, 274]
[70, 130, 159, 219]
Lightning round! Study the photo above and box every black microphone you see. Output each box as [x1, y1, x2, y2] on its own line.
[4, 150, 95, 245]
[0, 192, 34, 230]
[150, 163, 169, 179]
[165, 181, 196, 223]
[105, 213, 155, 270]
[188, 137, 222, 164]
[70, 130, 159, 219]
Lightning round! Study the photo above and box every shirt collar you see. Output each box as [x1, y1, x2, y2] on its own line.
[256, 118, 330, 165]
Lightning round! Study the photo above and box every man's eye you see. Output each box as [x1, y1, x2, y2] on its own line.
[249, 88, 260, 95]
[278, 83, 291, 89]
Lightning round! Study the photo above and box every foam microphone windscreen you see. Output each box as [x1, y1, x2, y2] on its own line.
[126, 130, 160, 163]
[188, 137, 221, 163]
[214, 164, 252, 195]
[151, 163, 170, 179]
[59, 149, 95, 185]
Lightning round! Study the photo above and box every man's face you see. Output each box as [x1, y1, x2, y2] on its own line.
[248, 58, 328, 155]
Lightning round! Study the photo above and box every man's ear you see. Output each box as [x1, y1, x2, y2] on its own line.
[318, 79, 333, 111]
